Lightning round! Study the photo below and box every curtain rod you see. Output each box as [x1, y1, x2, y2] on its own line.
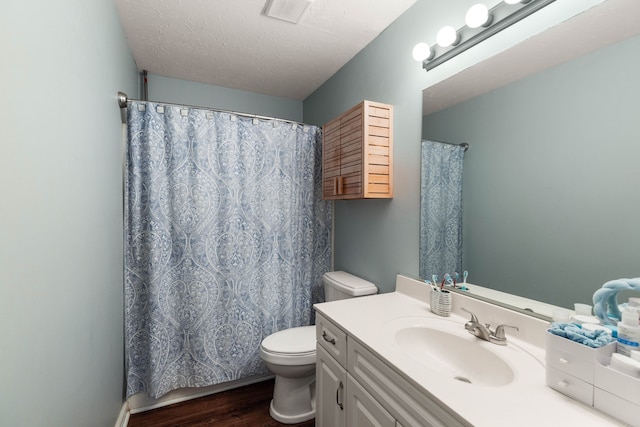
[117, 91, 311, 127]
[424, 138, 470, 152]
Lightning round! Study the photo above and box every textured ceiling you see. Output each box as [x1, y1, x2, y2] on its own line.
[114, 0, 417, 100]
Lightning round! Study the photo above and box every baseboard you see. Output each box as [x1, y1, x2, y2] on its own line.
[114, 401, 130, 427]
[127, 374, 273, 414]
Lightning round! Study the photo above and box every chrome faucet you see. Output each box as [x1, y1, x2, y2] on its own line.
[460, 308, 519, 346]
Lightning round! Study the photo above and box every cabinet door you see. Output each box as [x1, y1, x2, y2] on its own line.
[346, 374, 395, 427]
[316, 345, 347, 427]
[322, 117, 341, 199]
[338, 104, 364, 199]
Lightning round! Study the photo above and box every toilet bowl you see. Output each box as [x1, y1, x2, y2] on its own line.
[259, 326, 317, 424]
[259, 271, 378, 424]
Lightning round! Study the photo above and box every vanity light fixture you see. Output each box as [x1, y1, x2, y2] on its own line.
[414, 0, 555, 71]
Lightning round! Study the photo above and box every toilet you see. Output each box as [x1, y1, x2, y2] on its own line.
[259, 271, 378, 424]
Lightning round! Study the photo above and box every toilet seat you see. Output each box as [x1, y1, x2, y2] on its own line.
[260, 326, 316, 365]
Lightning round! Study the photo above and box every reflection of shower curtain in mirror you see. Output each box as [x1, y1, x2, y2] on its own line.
[420, 140, 464, 280]
[124, 102, 331, 398]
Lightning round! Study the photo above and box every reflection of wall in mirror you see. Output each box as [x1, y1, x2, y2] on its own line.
[422, 34, 640, 309]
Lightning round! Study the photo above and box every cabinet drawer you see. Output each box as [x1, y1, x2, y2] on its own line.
[545, 347, 595, 383]
[317, 314, 347, 366]
[546, 366, 594, 406]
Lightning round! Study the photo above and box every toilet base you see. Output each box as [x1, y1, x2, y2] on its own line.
[268, 373, 316, 424]
[269, 399, 315, 424]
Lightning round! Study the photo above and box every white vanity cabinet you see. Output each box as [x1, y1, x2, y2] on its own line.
[316, 313, 466, 427]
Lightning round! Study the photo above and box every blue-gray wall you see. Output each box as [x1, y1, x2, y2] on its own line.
[0, 1, 137, 426]
[423, 35, 640, 308]
[303, 0, 638, 305]
[147, 74, 303, 122]
[303, 0, 439, 293]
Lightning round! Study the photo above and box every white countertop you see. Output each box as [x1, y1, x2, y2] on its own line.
[314, 277, 625, 427]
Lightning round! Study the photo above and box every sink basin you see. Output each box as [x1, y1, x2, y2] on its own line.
[383, 316, 538, 387]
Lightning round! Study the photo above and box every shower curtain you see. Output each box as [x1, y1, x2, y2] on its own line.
[124, 101, 331, 398]
[419, 140, 465, 280]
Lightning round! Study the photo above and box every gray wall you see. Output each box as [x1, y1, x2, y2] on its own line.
[423, 35, 640, 308]
[147, 74, 303, 122]
[304, 0, 639, 303]
[0, 1, 137, 426]
[303, 0, 440, 293]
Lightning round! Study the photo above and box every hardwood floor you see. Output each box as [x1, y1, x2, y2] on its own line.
[127, 379, 315, 427]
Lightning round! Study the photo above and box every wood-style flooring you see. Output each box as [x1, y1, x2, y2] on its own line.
[127, 379, 315, 427]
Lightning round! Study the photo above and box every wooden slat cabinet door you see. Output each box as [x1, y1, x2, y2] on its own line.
[362, 101, 393, 198]
[322, 116, 342, 199]
[321, 101, 393, 200]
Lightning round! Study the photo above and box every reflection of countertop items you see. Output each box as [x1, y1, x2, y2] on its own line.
[315, 275, 624, 427]
[572, 314, 603, 325]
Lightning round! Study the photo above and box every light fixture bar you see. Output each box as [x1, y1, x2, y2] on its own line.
[424, 0, 556, 71]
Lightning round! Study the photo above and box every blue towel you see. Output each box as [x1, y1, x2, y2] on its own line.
[548, 323, 615, 348]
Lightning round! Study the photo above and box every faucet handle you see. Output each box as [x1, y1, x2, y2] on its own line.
[460, 307, 479, 323]
[493, 324, 519, 340]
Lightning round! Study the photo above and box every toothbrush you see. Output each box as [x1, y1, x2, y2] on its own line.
[460, 270, 469, 291]
[424, 279, 439, 292]
[444, 273, 453, 287]
[440, 274, 449, 289]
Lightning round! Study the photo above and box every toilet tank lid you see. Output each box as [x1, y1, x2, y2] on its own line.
[323, 271, 378, 296]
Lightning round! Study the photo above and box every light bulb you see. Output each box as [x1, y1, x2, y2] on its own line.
[465, 4, 490, 28]
[412, 42, 433, 62]
[504, 0, 521, 4]
[436, 26, 459, 47]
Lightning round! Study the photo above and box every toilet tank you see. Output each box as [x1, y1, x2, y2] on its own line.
[322, 271, 378, 302]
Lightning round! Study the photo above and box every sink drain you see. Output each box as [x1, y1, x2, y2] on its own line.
[454, 376, 472, 384]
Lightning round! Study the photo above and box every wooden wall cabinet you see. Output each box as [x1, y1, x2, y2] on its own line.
[322, 101, 393, 200]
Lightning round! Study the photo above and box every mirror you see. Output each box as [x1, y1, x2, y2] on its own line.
[420, 8, 640, 317]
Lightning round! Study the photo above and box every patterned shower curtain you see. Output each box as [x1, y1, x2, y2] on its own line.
[124, 101, 331, 399]
[419, 140, 465, 280]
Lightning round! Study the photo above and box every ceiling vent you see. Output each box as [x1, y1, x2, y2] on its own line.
[264, 0, 315, 24]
